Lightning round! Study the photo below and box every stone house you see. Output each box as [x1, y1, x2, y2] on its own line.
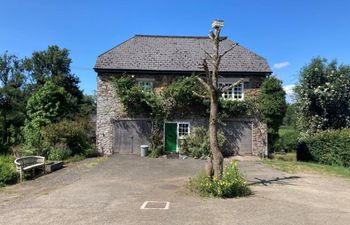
[94, 35, 271, 156]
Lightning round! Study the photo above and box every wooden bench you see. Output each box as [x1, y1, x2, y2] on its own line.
[14, 156, 45, 182]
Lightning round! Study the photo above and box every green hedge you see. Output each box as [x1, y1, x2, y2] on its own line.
[0, 155, 17, 186]
[297, 129, 350, 167]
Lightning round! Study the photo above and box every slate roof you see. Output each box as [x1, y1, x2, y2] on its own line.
[94, 35, 271, 73]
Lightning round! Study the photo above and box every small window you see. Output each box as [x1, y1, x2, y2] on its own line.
[219, 82, 244, 100]
[138, 80, 153, 90]
[177, 123, 190, 139]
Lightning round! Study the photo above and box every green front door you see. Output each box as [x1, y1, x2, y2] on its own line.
[164, 123, 177, 152]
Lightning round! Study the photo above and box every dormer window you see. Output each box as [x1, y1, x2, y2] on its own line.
[219, 82, 244, 100]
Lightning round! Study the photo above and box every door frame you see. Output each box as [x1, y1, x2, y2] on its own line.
[164, 121, 191, 153]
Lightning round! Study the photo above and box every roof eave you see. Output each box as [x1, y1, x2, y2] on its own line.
[93, 68, 272, 76]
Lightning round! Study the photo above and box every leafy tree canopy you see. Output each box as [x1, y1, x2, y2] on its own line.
[26, 81, 77, 125]
[258, 76, 287, 152]
[0, 52, 27, 149]
[24, 45, 83, 103]
[295, 58, 350, 133]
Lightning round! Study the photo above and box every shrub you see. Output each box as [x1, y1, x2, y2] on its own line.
[297, 129, 350, 167]
[180, 127, 226, 159]
[0, 155, 17, 186]
[48, 145, 72, 161]
[148, 145, 163, 158]
[84, 147, 99, 158]
[42, 119, 91, 157]
[188, 161, 250, 198]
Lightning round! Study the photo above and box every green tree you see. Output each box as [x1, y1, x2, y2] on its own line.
[23, 81, 76, 152]
[24, 45, 83, 104]
[295, 58, 350, 133]
[283, 103, 297, 128]
[258, 76, 287, 153]
[0, 52, 27, 152]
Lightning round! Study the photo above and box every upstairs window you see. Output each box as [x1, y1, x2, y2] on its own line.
[219, 82, 244, 100]
[137, 80, 154, 90]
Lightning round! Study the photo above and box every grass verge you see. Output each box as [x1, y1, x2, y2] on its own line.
[262, 159, 350, 179]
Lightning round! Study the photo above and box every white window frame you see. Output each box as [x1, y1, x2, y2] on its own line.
[136, 78, 154, 90]
[176, 122, 190, 152]
[177, 122, 191, 139]
[219, 79, 245, 101]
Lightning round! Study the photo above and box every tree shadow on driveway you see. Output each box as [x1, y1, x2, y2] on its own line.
[248, 176, 301, 186]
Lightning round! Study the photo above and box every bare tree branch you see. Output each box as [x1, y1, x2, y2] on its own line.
[220, 78, 244, 93]
[195, 75, 210, 91]
[204, 50, 213, 60]
[192, 91, 209, 99]
[218, 43, 239, 60]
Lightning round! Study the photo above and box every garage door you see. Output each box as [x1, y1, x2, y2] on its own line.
[113, 120, 152, 154]
[221, 121, 252, 155]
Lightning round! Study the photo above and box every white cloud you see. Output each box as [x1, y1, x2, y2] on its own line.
[283, 84, 296, 103]
[283, 84, 295, 95]
[273, 61, 290, 69]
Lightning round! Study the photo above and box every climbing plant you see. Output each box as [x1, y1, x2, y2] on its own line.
[111, 75, 258, 157]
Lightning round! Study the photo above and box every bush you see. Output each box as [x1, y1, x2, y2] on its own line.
[42, 119, 92, 157]
[297, 129, 350, 167]
[180, 127, 226, 159]
[0, 155, 17, 186]
[148, 145, 163, 158]
[84, 147, 99, 158]
[188, 161, 250, 198]
[48, 145, 72, 161]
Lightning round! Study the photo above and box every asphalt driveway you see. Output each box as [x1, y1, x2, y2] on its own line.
[0, 155, 350, 225]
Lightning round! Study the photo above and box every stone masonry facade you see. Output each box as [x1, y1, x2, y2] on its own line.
[96, 73, 268, 156]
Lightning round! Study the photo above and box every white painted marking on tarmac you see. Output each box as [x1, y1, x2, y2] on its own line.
[140, 201, 170, 210]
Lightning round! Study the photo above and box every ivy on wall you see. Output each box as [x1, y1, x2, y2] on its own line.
[111, 75, 259, 157]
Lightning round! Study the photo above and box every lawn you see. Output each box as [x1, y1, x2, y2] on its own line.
[262, 154, 350, 179]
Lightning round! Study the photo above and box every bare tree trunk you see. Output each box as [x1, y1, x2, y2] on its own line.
[196, 20, 239, 179]
[209, 90, 223, 179]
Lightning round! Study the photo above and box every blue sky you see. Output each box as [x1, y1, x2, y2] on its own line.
[1, 0, 350, 97]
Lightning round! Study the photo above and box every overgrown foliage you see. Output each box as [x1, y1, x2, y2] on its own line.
[163, 76, 209, 117]
[112, 76, 166, 156]
[188, 161, 250, 198]
[297, 129, 350, 167]
[219, 98, 256, 119]
[0, 46, 96, 164]
[0, 155, 17, 186]
[43, 119, 92, 156]
[258, 76, 287, 153]
[112, 75, 258, 157]
[295, 58, 350, 133]
[22, 81, 77, 151]
[0, 52, 27, 152]
[179, 127, 227, 159]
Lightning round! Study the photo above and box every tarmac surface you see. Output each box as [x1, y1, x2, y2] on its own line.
[0, 155, 350, 225]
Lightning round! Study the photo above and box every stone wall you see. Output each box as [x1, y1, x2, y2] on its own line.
[96, 73, 267, 156]
[252, 119, 268, 156]
[96, 75, 126, 155]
